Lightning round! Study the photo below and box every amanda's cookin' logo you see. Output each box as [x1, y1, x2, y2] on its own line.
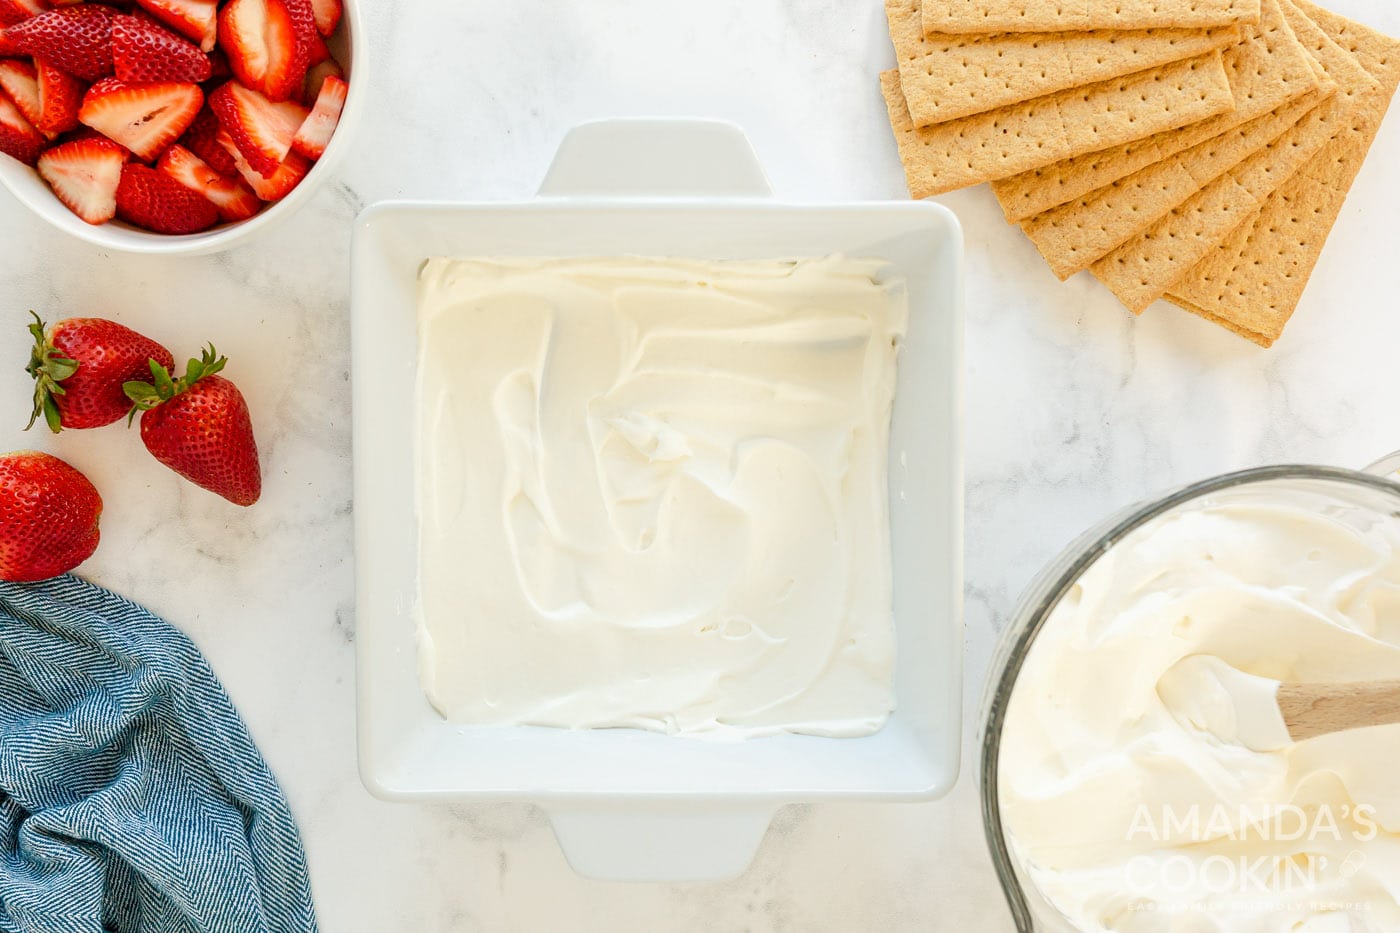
[1121, 803, 1377, 900]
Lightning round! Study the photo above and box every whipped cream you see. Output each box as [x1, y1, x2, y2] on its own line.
[414, 256, 906, 738]
[1000, 488, 1400, 930]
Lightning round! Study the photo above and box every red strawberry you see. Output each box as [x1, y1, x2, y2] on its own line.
[157, 144, 258, 221]
[125, 347, 261, 506]
[4, 6, 115, 82]
[0, 91, 44, 165]
[281, 0, 314, 79]
[304, 27, 329, 66]
[26, 313, 174, 430]
[291, 72, 341, 159]
[218, 0, 301, 102]
[36, 136, 126, 224]
[204, 45, 231, 83]
[0, 0, 46, 28]
[114, 162, 217, 232]
[0, 27, 25, 55]
[132, 0, 213, 51]
[111, 14, 211, 83]
[0, 451, 102, 582]
[0, 58, 42, 128]
[218, 128, 305, 200]
[78, 77, 201, 161]
[208, 80, 304, 175]
[34, 58, 84, 137]
[179, 105, 237, 176]
[310, 0, 338, 37]
[299, 55, 340, 105]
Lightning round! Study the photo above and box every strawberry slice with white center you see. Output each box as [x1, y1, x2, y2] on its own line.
[5, 6, 114, 82]
[133, 0, 215, 52]
[34, 58, 84, 137]
[112, 14, 212, 83]
[291, 72, 343, 159]
[310, 0, 339, 37]
[36, 135, 126, 224]
[78, 78, 203, 162]
[209, 80, 305, 176]
[0, 91, 45, 165]
[300, 55, 341, 106]
[115, 161, 218, 233]
[157, 143, 259, 221]
[217, 127, 307, 201]
[0, 59, 42, 129]
[218, 0, 303, 102]
[0, 0, 46, 29]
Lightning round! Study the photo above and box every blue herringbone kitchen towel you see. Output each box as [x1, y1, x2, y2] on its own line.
[0, 575, 317, 933]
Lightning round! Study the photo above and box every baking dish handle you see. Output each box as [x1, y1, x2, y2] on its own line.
[547, 802, 776, 882]
[537, 119, 774, 199]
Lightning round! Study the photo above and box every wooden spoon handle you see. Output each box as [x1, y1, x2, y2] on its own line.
[1278, 681, 1400, 742]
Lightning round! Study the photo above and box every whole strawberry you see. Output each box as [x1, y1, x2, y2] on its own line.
[0, 450, 103, 582]
[27, 313, 175, 432]
[125, 346, 261, 506]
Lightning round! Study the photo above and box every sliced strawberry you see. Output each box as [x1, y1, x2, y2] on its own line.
[179, 104, 236, 176]
[157, 143, 259, 221]
[204, 46, 230, 83]
[34, 58, 84, 137]
[310, 0, 338, 37]
[281, 0, 314, 78]
[219, 0, 301, 102]
[5, 6, 114, 82]
[218, 128, 306, 200]
[299, 54, 340, 105]
[290, 72, 341, 159]
[0, 30, 26, 56]
[0, 0, 47, 28]
[111, 14, 211, 83]
[0, 90, 44, 164]
[132, 0, 214, 51]
[36, 135, 125, 223]
[0, 58, 42, 127]
[304, 27, 329, 65]
[115, 161, 217, 232]
[208, 80, 304, 175]
[79, 77, 201, 161]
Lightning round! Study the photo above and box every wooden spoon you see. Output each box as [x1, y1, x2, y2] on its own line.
[1158, 655, 1400, 752]
[1277, 680, 1400, 742]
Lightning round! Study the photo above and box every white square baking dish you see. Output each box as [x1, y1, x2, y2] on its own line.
[351, 119, 963, 882]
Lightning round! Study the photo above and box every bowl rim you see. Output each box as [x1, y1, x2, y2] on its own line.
[0, 0, 366, 256]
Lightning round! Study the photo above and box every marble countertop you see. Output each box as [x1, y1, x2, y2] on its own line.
[4, 0, 1400, 929]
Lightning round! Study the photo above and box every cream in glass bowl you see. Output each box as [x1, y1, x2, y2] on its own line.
[981, 464, 1400, 932]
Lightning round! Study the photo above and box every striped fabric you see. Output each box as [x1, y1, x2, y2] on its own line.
[0, 576, 317, 933]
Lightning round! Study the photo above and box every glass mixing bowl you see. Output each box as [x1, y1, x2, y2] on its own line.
[978, 460, 1400, 931]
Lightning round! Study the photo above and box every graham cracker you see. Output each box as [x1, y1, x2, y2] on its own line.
[1021, 86, 1322, 280]
[990, 0, 1321, 221]
[923, 0, 1260, 35]
[882, 52, 1235, 198]
[890, 0, 1241, 128]
[1086, 0, 1378, 313]
[1165, 0, 1400, 345]
[1089, 94, 1336, 311]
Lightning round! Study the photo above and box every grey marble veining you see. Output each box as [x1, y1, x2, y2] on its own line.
[3, 0, 1400, 929]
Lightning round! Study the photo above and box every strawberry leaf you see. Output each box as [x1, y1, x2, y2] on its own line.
[25, 311, 81, 433]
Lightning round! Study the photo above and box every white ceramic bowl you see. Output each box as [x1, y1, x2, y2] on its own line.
[0, 0, 364, 256]
[351, 120, 965, 883]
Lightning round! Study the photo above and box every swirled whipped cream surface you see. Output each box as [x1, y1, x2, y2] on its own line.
[414, 256, 907, 738]
[1000, 487, 1400, 930]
